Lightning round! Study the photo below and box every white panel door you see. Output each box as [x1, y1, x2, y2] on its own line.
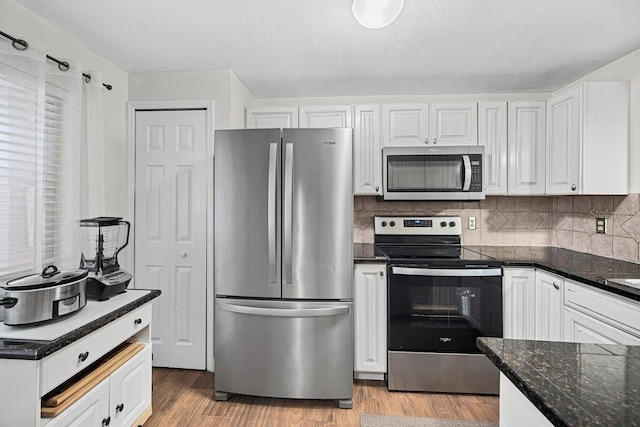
[353, 105, 382, 195]
[245, 107, 298, 129]
[298, 105, 352, 128]
[503, 268, 536, 340]
[546, 86, 580, 195]
[429, 102, 478, 145]
[534, 271, 564, 341]
[382, 103, 430, 146]
[109, 346, 152, 427]
[507, 101, 546, 195]
[354, 263, 387, 379]
[478, 102, 508, 195]
[134, 110, 207, 370]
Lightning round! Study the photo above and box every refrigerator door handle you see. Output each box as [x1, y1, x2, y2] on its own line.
[268, 142, 278, 284]
[217, 302, 349, 318]
[284, 142, 293, 285]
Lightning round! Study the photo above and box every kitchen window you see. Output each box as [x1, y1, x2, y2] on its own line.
[0, 50, 77, 281]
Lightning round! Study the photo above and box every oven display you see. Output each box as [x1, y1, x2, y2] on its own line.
[404, 219, 432, 227]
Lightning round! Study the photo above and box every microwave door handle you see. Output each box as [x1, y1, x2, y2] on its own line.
[462, 155, 471, 191]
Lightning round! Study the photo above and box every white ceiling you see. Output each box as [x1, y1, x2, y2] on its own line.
[14, 0, 640, 98]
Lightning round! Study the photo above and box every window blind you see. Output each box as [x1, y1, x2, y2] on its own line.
[0, 66, 70, 281]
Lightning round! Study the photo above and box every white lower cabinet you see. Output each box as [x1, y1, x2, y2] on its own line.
[354, 263, 387, 380]
[503, 268, 536, 339]
[534, 271, 564, 341]
[563, 307, 640, 345]
[45, 345, 152, 427]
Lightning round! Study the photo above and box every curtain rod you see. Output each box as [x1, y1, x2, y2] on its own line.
[0, 29, 113, 91]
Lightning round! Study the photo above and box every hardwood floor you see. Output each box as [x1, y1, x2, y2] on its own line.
[144, 368, 499, 426]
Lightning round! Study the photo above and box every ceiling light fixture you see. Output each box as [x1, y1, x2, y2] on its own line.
[352, 0, 405, 29]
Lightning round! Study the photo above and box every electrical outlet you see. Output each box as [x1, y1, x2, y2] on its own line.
[596, 217, 606, 234]
[469, 216, 476, 230]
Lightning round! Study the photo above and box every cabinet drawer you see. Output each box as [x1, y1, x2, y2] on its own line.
[40, 304, 151, 395]
[564, 280, 640, 336]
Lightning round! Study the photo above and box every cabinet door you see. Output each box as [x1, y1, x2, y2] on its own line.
[245, 107, 298, 129]
[478, 102, 508, 195]
[534, 271, 564, 341]
[109, 345, 152, 427]
[298, 105, 352, 128]
[563, 307, 640, 345]
[429, 102, 478, 146]
[354, 264, 387, 378]
[546, 87, 580, 195]
[353, 105, 382, 195]
[46, 379, 111, 427]
[508, 101, 546, 195]
[382, 103, 430, 146]
[503, 268, 536, 339]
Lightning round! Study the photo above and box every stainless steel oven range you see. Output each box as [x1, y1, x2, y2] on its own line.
[375, 216, 503, 394]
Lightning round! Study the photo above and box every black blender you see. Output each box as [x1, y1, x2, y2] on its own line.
[78, 217, 133, 300]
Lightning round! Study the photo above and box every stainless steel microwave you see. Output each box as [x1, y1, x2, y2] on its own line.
[382, 145, 485, 201]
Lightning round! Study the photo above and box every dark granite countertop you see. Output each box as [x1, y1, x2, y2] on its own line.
[354, 243, 388, 263]
[478, 337, 640, 427]
[0, 289, 160, 360]
[464, 246, 640, 301]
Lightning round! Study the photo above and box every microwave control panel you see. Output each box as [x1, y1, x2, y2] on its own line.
[469, 154, 483, 192]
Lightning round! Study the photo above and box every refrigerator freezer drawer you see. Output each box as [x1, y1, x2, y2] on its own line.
[214, 299, 353, 401]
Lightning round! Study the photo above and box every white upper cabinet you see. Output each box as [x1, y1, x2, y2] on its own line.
[382, 103, 430, 146]
[429, 102, 478, 146]
[546, 81, 630, 195]
[507, 101, 546, 195]
[353, 105, 382, 196]
[245, 107, 298, 129]
[478, 102, 508, 195]
[298, 105, 352, 128]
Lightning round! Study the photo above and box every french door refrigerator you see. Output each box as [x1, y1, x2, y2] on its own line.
[214, 128, 353, 408]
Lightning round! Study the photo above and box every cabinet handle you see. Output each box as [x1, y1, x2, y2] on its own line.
[379, 271, 383, 276]
[433, 137, 438, 145]
[571, 184, 576, 191]
[424, 138, 430, 144]
[78, 351, 89, 362]
[553, 282, 559, 290]
[134, 318, 142, 325]
[116, 403, 125, 413]
[375, 186, 379, 192]
[102, 416, 111, 426]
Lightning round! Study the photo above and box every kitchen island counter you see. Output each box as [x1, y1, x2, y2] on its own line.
[478, 337, 640, 427]
[0, 289, 160, 360]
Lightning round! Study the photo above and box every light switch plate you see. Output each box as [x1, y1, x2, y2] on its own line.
[595, 217, 606, 234]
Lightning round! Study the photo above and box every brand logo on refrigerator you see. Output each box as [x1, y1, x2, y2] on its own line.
[440, 337, 452, 343]
[322, 140, 336, 145]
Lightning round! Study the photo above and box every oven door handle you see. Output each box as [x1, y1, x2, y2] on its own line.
[391, 267, 502, 277]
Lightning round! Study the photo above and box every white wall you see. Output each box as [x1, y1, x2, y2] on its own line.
[128, 69, 251, 130]
[1, 0, 130, 217]
[556, 48, 640, 193]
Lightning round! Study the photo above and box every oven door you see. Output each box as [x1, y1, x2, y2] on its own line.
[388, 265, 503, 354]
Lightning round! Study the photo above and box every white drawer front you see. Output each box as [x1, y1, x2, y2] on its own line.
[40, 304, 152, 395]
[564, 280, 640, 336]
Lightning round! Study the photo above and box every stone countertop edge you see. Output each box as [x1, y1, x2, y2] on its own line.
[354, 243, 640, 301]
[0, 289, 161, 361]
[477, 337, 568, 427]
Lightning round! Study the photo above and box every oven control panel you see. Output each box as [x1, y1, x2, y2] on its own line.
[374, 216, 462, 236]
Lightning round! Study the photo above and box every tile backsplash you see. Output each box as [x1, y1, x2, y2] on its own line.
[354, 193, 640, 263]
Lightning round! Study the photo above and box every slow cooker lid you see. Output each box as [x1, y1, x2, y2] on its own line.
[3, 265, 88, 291]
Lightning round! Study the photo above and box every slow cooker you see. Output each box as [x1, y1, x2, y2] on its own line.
[0, 265, 88, 326]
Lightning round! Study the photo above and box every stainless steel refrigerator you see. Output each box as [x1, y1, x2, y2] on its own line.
[213, 128, 353, 408]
